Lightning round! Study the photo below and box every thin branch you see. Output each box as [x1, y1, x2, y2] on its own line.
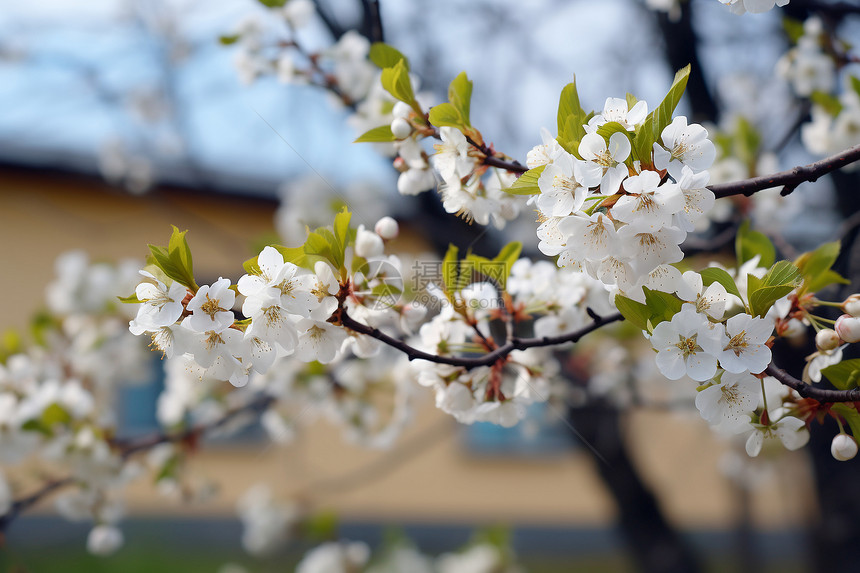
[0, 393, 276, 532]
[709, 144, 860, 199]
[766, 362, 860, 403]
[338, 307, 623, 369]
[0, 477, 75, 532]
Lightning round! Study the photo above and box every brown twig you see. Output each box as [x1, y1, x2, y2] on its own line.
[708, 144, 860, 199]
[338, 307, 623, 369]
[766, 362, 860, 403]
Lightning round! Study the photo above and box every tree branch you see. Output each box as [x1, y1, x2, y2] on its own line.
[0, 393, 276, 533]
[709, 144, 860, 199]
[338, 307, 623, 369]
[766, 362, 860, 403]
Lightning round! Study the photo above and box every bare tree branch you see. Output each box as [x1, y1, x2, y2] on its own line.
[0, 393, 276, 533]
[337, 307, 623, 369]
[766, 362, 860, 402]
[709, 144, 860, 199]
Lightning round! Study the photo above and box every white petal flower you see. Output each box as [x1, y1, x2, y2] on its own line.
[653, 116, 716, 179]
[579, 132, 631, 194]
[186, 278, 235, 333]
[676, 271, 728, 321]
[719, 313, 773, 374]
[745, 415, 809, 457]
[674, 166, 715, 232]
[557, 212, 617, 262]
[295, 319, 348, 364]
[649, 305, 726, 381]
[695, 371, 759, 433]
[611, 171, 684, 233]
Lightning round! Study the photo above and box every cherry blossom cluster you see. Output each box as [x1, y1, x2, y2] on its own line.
[528, 99, 716, 299]
[408, 258, 612, 427]
[773, 15, 860, 158]
[0, 252, 155, 555]
[639, 267, 809, 457]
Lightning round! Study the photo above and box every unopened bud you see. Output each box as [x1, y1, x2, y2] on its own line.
[781, 318, 806, 338]
[397, 168, 435, 196]
[831, 434, 858, 461]
[355, 227, 384, 258]
[390, 117, 412, 139]
[374, 216, 399, 240]
[835, 314, 860, 343]
[816, 328, 841, 351]
[392, 101, 412, 119]
[843, 294, 860, 317]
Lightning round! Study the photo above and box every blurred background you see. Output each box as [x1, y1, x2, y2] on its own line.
[2, 0, 859, 572]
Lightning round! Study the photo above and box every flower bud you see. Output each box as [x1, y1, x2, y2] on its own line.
[836, 314, 860, 343]
[831, 434, 858, 461]
[397, 168, 435, 196]
[374, 216, 399, 240]
[843, 294, 860, 317]
[816, 328, 841, 351]
[390, 117, 412, 139]
[392, 101, 412, 119]
[87, 524, 124, 556]
[781, 318, 806, 338]
[354, 227, 384, 258]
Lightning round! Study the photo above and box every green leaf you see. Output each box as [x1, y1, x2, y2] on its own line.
[492, 242, 522, 290]
[448, 72, 473, 127]
[118, 293, 142, 304]
[795, 241, 846, 294]
[302, 510, 339, 542]
[557, 79, 587, 155]
[354, 125, 397, 143]
[851, 76, 860, 102]
[699, 267, 742, 300]
[41, 403, 71, 428]
[734, 116, 762, 168]
[369, 42, 409, 70]
[442, 245, 460, 297]
[256, 0, 287, 6]
[782, 16, 805, 44]
[625, 93, 638, 110]
[380, 60, 416, 107]
[811, 90, 843, 116]
[218, 34, 240, 45]
[643, 287, 683, 328]
[747, 260, 801, 317]
[822, 359, 860, 390]
[147, 226, 198, 291]
[428, 103, 464, 129]
[504, 165, 545, 195]
[614, 295, 651, 332]
[635, 65, 690, 167]
[832, 403, 860, 438]
[735, 221, 776, 268]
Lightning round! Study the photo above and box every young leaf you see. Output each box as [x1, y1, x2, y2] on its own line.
[118, 293, 142, 304]
[747, 260, 801, 318]
[428, 103, 464, 129]
[369, 42, 409, 70]
[448, 72, 473, 127]
[634, 65, 690, 165]
[795, 241, 846, 294]
[504, 165, 545, 195]
[614, 294, 651, 332]
[699, 267, 742, 300]
[442, 245, 460, 297]
[822, 359, 860, 390]
[355, 125, 397, 143]
[380, 60, 416, 107]
[642, 287, 684, 327]
[492, 242, 522, 290]
[557, 79, 587, 154]
[735, 221, 776, 268]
